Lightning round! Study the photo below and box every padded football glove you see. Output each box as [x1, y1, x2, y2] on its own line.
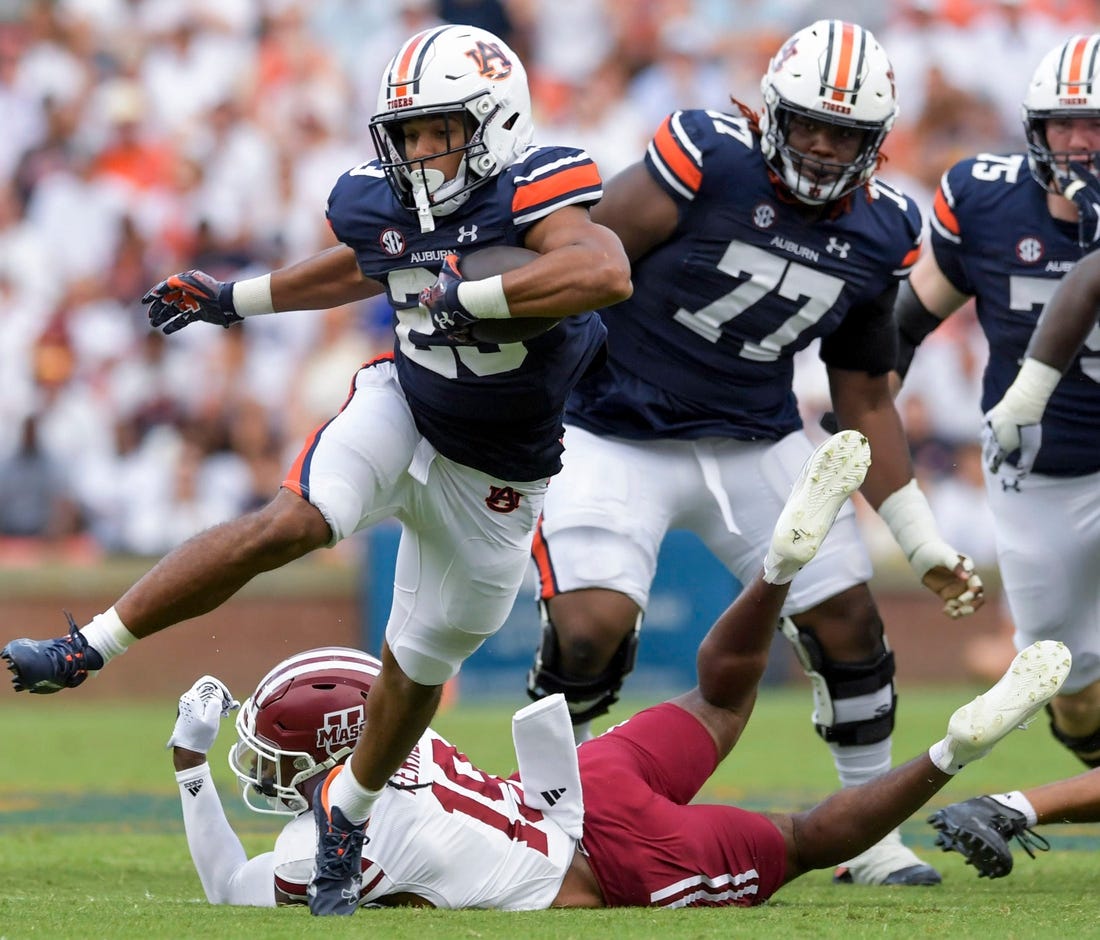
[166, 675, 239, 754]
[144, 270, 242, 335]
[419, 253, 477, 340]
[1061, 161, 1100, 251]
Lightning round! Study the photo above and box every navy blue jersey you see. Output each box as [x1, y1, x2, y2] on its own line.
[326, 146, 607, 481]
[566, 109, 921, 441]
[930, 153, 1100, 476]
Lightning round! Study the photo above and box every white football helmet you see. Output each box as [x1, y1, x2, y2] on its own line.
[369, 24, 534, 232]
[760, 20, 897, 205]
[1022, 34, 1100, 192]
[229, 647, 381, 816]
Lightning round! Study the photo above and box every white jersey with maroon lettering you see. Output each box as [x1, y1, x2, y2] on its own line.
[272, 727, 575, 909]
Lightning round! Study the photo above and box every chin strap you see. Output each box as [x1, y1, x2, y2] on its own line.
[411, 167, 446, 234]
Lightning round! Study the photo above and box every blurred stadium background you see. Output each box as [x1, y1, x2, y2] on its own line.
[2, 0, 1093, 699]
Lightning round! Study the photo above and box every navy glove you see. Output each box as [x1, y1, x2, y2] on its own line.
[1062, 161, 1100, 251]
[419, 253, 477, 340]
[143, 270, 242, 335]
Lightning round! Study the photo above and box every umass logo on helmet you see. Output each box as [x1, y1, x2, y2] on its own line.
[317, 704, 365, 750]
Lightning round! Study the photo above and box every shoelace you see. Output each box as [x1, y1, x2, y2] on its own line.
[995, 815, 1051, 860]
[52, 612, 92, 678]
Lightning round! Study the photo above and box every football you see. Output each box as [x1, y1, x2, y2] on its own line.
[458, 246, 560, 344]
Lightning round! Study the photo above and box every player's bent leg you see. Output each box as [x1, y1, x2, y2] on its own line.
[2, 488, 332, 694]
[527, 591, 641, 741]
[784, 596, 940, 886]
[1048, 682, 1100, 767]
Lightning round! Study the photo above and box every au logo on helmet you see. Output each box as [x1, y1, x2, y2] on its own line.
[466, 40, 512, 81]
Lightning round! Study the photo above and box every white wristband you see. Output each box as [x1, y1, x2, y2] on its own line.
[457, 274, 510, 319]
[231, 274, 274, 317]
[877, 478, 950, 576]
[999, 357, 1062, 425]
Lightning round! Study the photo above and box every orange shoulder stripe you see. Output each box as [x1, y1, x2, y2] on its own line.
[652, 117, 702, 193]
[511, 162, 602, 213]
[932, 188, 960, 236]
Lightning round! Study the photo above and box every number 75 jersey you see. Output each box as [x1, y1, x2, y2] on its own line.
[568, 108, 921, 441]
[929, 152, 1100, 476]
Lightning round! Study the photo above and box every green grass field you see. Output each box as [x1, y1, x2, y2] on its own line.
[1, 684, 1097, 939]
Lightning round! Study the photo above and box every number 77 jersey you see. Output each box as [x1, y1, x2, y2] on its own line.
[568, 108, 922, 441]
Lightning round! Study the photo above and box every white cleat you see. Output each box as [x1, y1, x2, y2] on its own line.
[940, 640, 1071, 772]
[763, 430, 871, 585]
[834, 827, 941, 886]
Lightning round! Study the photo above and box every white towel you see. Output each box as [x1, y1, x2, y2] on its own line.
[511, 693, 584, 840]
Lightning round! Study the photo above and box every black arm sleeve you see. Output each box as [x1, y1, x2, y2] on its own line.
[894, 279, 944, 380]
[819, 283, 898, 376]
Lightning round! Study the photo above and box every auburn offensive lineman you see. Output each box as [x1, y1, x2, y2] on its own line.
[165, 437, 1070, 910]
[524, 19, 982, 887]
[1, 25, 630, 916]
[898, 35, 1100, 767]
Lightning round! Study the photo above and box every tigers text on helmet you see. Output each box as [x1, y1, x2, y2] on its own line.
[1022, 34, 1100, 192]
[229, 647, 381, 816]
[759, 20, 897, 205]
[369, 24, 534, 233]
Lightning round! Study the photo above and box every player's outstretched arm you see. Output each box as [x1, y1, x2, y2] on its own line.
[145, 245, 383, 335]
[781, 640, 1070, 884]
[170, 676, 277, 906]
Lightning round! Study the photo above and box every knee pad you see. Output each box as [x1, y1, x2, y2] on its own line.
[526, 601, 640, 725]
[780, 617, 896, 746]
[1047, 705, 1100, 768]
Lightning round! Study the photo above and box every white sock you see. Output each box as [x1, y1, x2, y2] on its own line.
[327, 764, 384, 825]
[80, 607, 137, 664]
[928, 736, 970, 774]
[991, 790, 1038, 826]
[829, 739, 892, 788]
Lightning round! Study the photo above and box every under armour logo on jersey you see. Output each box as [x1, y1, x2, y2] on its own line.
[1001, 477, 1021, 492]
[826, 237, 851, 258]
[183, 778, 204, 797]
[457, 225, 479, 243]
[485, 485, 522, 513]
[540, 787, 567, 806]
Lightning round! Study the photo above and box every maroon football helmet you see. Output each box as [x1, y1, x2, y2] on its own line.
[229, 647, 381, 815]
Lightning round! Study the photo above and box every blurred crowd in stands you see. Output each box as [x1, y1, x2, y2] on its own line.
[0, 0, 1095, 570]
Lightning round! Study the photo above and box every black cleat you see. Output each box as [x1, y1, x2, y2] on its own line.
[928, 795, 1050, 879]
